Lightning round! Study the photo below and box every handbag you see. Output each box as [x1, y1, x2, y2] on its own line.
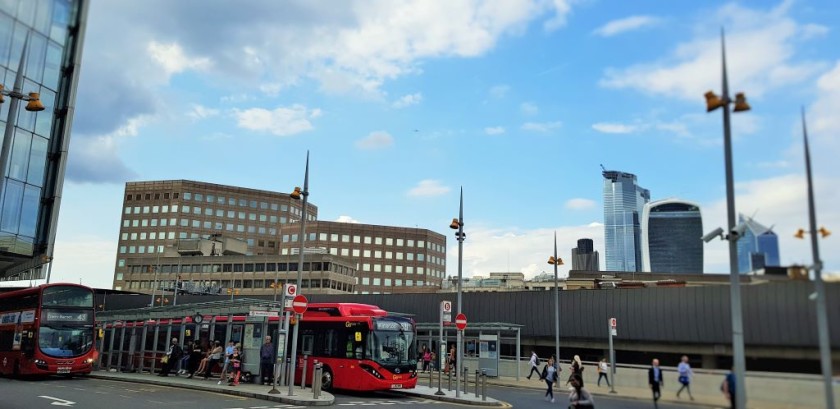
[161, 356, 169, 364]
[679, 375, 689, 385]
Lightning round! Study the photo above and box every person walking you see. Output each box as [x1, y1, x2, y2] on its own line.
[422, 346, 431, 373]
[260, 336, 275, 385]
[568, 355, 585, 387]
[542, 356, 558, 403]
[526, 350, 541, 380]
[722, 367, 736, 409]
[568, 373, 595, 408]
[648, 358, 664, 408]
[158, 337, 183, 377]
[676, 355, 695, 400]
[597, 358, 610, 387]
[446, 344, 456, 374]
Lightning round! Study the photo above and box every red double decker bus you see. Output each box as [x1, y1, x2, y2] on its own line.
[294, 303, 418, 391]
[0, 283, 97, 377]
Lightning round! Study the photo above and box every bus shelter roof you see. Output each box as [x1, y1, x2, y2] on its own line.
[96, 298, 283, 322]
[415, 322, 523, 332]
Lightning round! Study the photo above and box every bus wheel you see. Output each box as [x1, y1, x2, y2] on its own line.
[320, 367, 333, 392]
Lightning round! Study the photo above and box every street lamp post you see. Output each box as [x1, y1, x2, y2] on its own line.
[449, 187, 465, 397]
[288, 151, 310, 396]
[796, 110, 835, 409]
[547, 232, 563, 365]
[704, 29, 751, 409]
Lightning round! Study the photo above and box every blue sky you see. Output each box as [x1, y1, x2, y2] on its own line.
[21, 0, 840, 288]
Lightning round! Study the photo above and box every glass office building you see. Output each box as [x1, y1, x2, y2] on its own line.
[737, 214, 780, 274]
[640, 199, 703, 273]
[0, 0, 88, 279]
[602, 170, 649, 272]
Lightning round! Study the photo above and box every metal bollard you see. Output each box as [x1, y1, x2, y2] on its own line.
[447, 369, 452, 391]
[301, 356, 309, 389]
[463, 366, 468, 395]
[481, 370, 487, 401]
[475, 370, 480, 397]
[429, 367, 433, 388]
[312, 363, 322, 399]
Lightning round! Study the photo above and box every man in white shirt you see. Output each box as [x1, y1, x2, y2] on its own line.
[527, 350, 541, 380]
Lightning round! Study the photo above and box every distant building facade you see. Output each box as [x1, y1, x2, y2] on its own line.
[571, 238, 599, 271]
[602, 170, 649, 272]
[737, 214, 780, 274]
[0, 0, 88, 280]
[113, 180, 445, 295]
[640, 199, 703, 273]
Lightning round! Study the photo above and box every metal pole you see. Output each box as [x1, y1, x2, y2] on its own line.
[720, 30, 747, 409]
[608, 320, 616, 394]
[553, 232, 560, 364]
[150, 249, 161, 306]
[289, 151, 309, 396]
[801, 109, 835, 409]
[436, 315, 444, 395]
[455, 187, 464, 397]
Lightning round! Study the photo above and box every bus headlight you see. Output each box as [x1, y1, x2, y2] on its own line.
[359, 364, 385, 379]
[34, 359, 48, 369]
[85, 358, 95, 365]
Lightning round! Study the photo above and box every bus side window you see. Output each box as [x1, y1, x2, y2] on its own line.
[302, 334, 314, 355]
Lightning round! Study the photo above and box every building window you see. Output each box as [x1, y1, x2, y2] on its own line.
[184, 192, 192, 200]
[386, 238, 393, 246]
[364, 236, 372, 244]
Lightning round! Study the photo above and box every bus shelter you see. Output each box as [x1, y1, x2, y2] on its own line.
[415, 322, 523, 379]
[95, 298, 286, 379]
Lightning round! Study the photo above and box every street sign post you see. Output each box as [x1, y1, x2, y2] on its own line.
[609, 317, 617, 394]
[455, 313, 467, 331]
[436, 301, 451, 396]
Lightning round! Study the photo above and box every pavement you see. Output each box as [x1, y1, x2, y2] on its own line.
[86, 368, 834, 408]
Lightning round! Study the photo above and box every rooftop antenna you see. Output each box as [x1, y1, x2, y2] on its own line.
[600, 164, 607, 172]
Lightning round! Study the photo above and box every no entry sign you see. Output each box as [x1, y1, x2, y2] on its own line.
[455, 313, 467, 330]
[292, 295, 308, 314]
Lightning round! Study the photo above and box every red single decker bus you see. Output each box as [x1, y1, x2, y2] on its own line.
[294, 303, 418, 391]
[0, 283, 97, 377]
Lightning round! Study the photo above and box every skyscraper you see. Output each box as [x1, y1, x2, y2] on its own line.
[640, 199, 703, 273]
[571, 238, 599, 271]
[0, 0, 88, 280]
[736, 214, 780, 274]
[602, 169, 649, 272]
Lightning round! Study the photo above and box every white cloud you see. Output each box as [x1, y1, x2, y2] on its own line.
[233, 104, 321, 136]
[592, 122, 638, 134]
[51, 237, 118, 288]
[565, 198, 597, 210]
[335, 215, 360, 223]
[489, 85, 510, 99]
[392, 93, 423, 109]
[800, 23, 829, 40]
[521, 121, 562, 132]
[187, 104, 220, 120]
[600, 2, 826, 100]
[593, 15, 660, 37]
[147, 41, 212, 77]
[445, 223, 604, 279]
[407, 180, 450, 197]
[520, 102, 539, 116]
[355, 131, 394, 150]
[485, 126, 505, 135]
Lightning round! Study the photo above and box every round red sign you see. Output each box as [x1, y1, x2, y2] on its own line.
[292, 294, 308, 314]
[455, 313, 467, 330]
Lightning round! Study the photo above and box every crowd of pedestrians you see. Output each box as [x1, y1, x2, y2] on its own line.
[153, 337, 268, 387]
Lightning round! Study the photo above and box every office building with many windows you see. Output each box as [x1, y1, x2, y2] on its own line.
[113, 180, 445, 295]
[640, 199, 703, 274]
[0, 0, 88, 280]
[602, 169, 649, 272]
[737, 214, 780, 274]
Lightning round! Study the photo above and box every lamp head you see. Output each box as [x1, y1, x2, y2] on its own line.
[25, 92, 45, 112]
[705, 91, 725, 112]
[732, 92, 750, 112]
[547, 256, 564, 266]
[794, 228, 806, 239]
[290, 187, 302, 200]
[818, 227, 831, 238]
[449, 218, 460, 230]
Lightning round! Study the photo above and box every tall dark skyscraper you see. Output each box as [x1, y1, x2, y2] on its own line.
[602, 169, 649, 272]
[736, 214, 780, 274]
[571, 238, 599, 271]
[0, 0, 89, 280]
[641, 199, 703, 273]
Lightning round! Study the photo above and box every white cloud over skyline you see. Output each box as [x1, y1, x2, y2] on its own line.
[593, 15, 660, 37]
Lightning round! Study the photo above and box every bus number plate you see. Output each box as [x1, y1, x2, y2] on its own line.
[391, 384, 403, 389]
[57, 367, 71, 374]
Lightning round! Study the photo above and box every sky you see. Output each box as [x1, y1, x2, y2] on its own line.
[14, 0, 840, 288]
